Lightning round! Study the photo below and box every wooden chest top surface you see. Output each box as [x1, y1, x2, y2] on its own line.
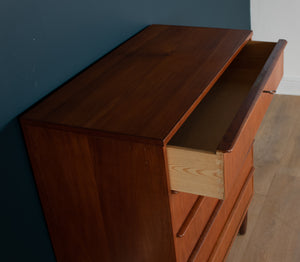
[22, 25, 252, 144]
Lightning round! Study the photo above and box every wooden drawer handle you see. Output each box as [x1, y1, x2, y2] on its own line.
[188, 200, 224, 261]
[177, 196, 204, 238]
[263, 90, 276, 94]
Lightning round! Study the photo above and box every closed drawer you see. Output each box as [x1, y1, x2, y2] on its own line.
[172, 145, 253, 262]
[171, 194, 218, 262]
[166, 40, 286, 199]
[208, 176, 254, 261]
[189, 159, 254, 262]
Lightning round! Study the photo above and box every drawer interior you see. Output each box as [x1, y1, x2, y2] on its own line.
[168, 40, 276, 153]
[166, 40, 283, 199]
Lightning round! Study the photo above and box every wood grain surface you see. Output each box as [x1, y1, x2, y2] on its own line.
[172, 196, 218, 262]
[21, 125, 112, 262]
[19, 25, 288, 262]
[21, 25, 252, 144]
[177, 196, 205, 238]
[208, 170, 254, 262]
[188, 146, 253, 262]
[170, 192, 199, 235]
[167, 146, 224, 198]
[21, 124, 176, 262]
[218, 40, 287, 152]
[169, 40, 286, 153]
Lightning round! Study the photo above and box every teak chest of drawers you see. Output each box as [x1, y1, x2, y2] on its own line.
[20, 25, 286, 262]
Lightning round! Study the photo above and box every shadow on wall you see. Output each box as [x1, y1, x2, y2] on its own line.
[0, 119, 56, 262]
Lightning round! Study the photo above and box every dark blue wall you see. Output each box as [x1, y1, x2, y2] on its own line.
[0, 1, 250, 261]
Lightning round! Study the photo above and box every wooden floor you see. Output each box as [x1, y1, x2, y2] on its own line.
[227, 95, 300, 262]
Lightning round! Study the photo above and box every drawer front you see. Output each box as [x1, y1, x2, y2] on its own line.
[222, 47, 282, 193]
[171, 195, 218, 262]
[167, 40, 286, 199]
[208, 172, 254, 262]
[170, 192, 199, 234]
[224, 140, 253, 196]
[260, 45, 284, 92]
[188, 148, 253, 262]
[223, 90, 273, 196]
[217, 40, 285, 153]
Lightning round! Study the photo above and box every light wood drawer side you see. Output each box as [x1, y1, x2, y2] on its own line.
[167, 146, 224, 199]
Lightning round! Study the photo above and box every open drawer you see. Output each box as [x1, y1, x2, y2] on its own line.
[166, 40, 287, 199]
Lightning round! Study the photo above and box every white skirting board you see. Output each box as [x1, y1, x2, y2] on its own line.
[277, 77, 300, 96]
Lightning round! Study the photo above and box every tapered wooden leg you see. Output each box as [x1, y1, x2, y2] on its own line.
[239, 212, 248, 235]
